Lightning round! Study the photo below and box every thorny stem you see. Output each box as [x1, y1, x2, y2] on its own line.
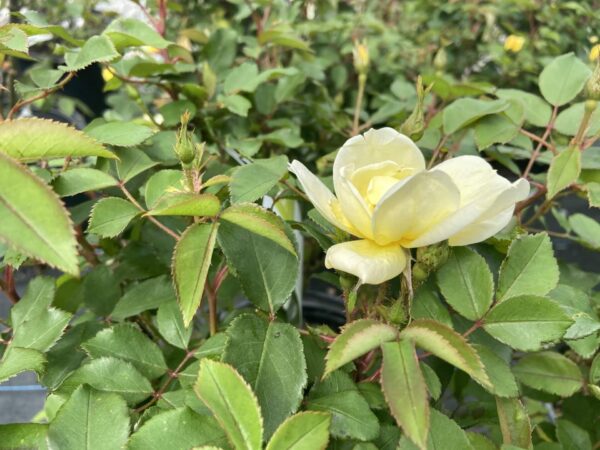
[522, 106, 558, 179]
[6, 72, 75, 120]
[118, 183, 180, 240]
[0, 267, 19, 304]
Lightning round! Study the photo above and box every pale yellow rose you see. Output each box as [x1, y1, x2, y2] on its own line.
[590, 44, 600, 62]
[290, 128, 530, 285]
[504, 35, 525, 53]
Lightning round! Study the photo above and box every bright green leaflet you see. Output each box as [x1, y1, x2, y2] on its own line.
[547, 147, 581, 199]
[230, 155, 289, 203]
[266, 412, 331, 450]
[53, 168, 117, 197]
[538, 52, 591, 106]
[85, 121, 156, 147]
[63, 35, 119, 71]
[0, 347, 46, 383]
[88, 197, 140, 238]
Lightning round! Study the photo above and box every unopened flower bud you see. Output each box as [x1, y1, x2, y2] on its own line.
[433, 47, 447, 70]
[400, 76, 431, 141]
[586, 61, 600, 100]
[353, 40, 369, 75]
[175, 111, 195, 165]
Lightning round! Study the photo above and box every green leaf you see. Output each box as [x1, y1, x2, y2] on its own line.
[111, 275, 175, 319]
[306, 371, 380, 441]
[496, 233, 559, 301]
[474, 114, 519, 151]
[442, 98, 509, 134]
[230, 156, 289, 204]
[0, 347, 46, 383]
[147, 193, 220, 217]
[113, 147, 157, 182]
[397, 410, 473, 450]
[0, 153, 79, 275]
[82, 265, 120, 316]
[157, 300, 192, 349]
[10, 276, 55, 328]
[568, 213, 600, 249]
[586, 182, 600, 208]
[223, 94, 252, 117]
[218, 204, 298, 313]
[85, 122, 156, 147]
[495, 397, 532, 450]
[258, 27, 312, 53]
[436, 248, 493, 321]
[53, 168, 117, 197]
[11, 307, 71, 352]
[173, 222, 219, 326]
[547, 147, 581, 198]
[88, 197, 139, 237]
[400, 319, 491, 390]
[556, 419, 593, 450]
[420, 362, 442, 401]
[47, 385, 129, 450]
[496, 89, 552, 127]
[483, 295, 572, 351]
[324, 319, 398, 377]
[0, 26, 29, 58]
[513, 351, 583, 396]
[473, 345, 519, 398]
[127, 407, 229, 450]
[0, 118, 111, 161]
[0, 423, 48, 449]
[104, 18, 171, 50]
[144, 169, 185, 208]
[411, 282, 453, 328]
[222, 314, 307, 439]
[381, 341, 429, 450]
[538, 53, 592, 107]
[555, 102, 600, 136]
[82, 323, 168, 380]
[64, 35, 120, 71]
[194, 359, 264, 450]
[266, 412, 331, 450]
[61, 357, 153, 405]
[224, 62, 260, 93]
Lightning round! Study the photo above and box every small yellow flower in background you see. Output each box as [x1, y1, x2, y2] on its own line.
[589, 44, 600, 62]
[504, 35, 525, 53]
[589, 36, 599, 44]
[353, 40, 370, 75]
[101, 68, 114, 82]
[290, 128, 530, 285]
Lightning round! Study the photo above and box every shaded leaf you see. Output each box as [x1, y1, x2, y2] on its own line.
[513, 352, 583, 396]
[156, 300, 192, 350]
[495, 397, 531, 450]
[88, 197, 139, 238]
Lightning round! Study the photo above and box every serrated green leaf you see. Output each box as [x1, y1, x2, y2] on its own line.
[156, 300, 192, 349]
[82, 323, 168, 379]
[556, 419, 592, 450]
[111, 275, 175, 319]
[104, 18, 171, 50]
[0, 423, 48, 449]
[113, 147, 157, 182]
[513, 351, 583, 397]
[473, 344, 519, 398]
[10, 275, 55, 328]
[222, 314, 307, 439]
[85, 122, 156, 147]
[397, 409, 473, 450]
[400, 319, 491, 390]
[0, 153, 79, 275]
[306, 371, 379, 441]
[538, 53, 591, 106]
[230, 156, 288, 204]
[420, 362, 442, 401]
[555, 102, 600, 136]
[222, 94, 252, 117]
[586, 182, 600, 208]
[568, 213, 600, 249]
[474, 114, 519, 151]
[53, 168, 117, 197]
[443, 98, 509, 134]
[411, 282, 453, 328]
[496, 89, 552, 127]
[147, 192, 220, 217]
[47, 385, 129, 450]
[88, 197, 139, 237]
[547, 147, 581, 198]
[495, 397, 531, 450]
[266, 412, 331, 450]
[127, 407, 229, 450]
[82, 265, 120, 316]
[483, 295, 572, 351]
[324, 319, 398, 377]
[218, 204, 298, 313]
[144, 169, 184, 208]
[195, 359, 264, 450]
[381, 340, 429, 450]
[0, 26, 29, 57]
[61, 357, 153, 405]
[436, 248, 493, 321]
[0, 347, 46, 383]
[64, 35, 120, 71]
[173, 222, 219, 326]
[11, 307, 71, 352]
[496, 233, 559, 301]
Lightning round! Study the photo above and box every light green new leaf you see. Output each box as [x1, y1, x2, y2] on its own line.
[230, 156, 288, 204]
[324, 319, 398, 377]
[483, 295, 572, 351]
[156, 300, 192, 349]
[85, 121, 156, 147]
[400, 319, 491, 390]
[88, 197, 139, 238]
[147, 193, 220, 217]
[173, 222, 219, 326]
[547, 147, 581, 198]
[306, 371, 379, 441]
[63, 35, 120, 71]
[53, 168, 117, 197]
[11, 307, 71, 352]
[127, 407, 229, 450]
[443, 98, 509, 134]
[569, 213, 600, 249]
[496, 233, 559, 301]
[10, 276, 55, 328]
[222, 314, 307, 439]
[82, 323, 168, 380]
[266, 412, 331, 450]
[556, 419, 593, 450]
[47, 385, 129, 450]
[538, 53, 592, 106]
[61, 357, 153, 405]
[513, 351, 583, 397]
[0, 153, 79, 275]
[381, 341, 429, 450]
[218, 204, 298, 313]
[495, 397, 532, 450]
[0, 347, 46, 383]
[496, 89, 552, 127]
[436, 248, 493, 321]
[473, 345, 519, 398]
[195, 359, 264, 450]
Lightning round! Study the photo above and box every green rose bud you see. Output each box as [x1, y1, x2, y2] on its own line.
[174, 111, 195, 165]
